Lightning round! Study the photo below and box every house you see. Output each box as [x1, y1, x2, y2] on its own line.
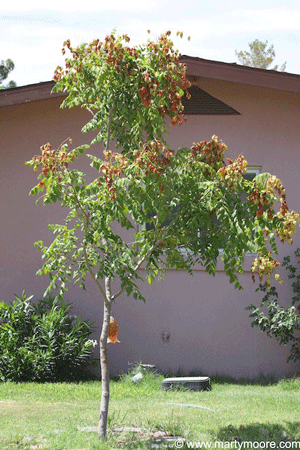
[1, 56, 300, 379]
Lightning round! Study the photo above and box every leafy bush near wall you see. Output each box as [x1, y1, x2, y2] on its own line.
[247, 248, 300, 362]
[0, 291, 96, 382]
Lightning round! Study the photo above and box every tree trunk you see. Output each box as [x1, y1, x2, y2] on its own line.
[98, 284, 112, 438]
[98, 119, 114, 438]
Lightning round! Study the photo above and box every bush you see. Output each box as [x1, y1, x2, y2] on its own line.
[0, 291, 96, 382]
[247, 248, 300, 362]
[278, 377, 300, 390]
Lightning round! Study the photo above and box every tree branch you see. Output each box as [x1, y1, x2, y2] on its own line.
[106, 104, 114, 151]
[111, 232, 170, 302]
[83, 245, 108, 305]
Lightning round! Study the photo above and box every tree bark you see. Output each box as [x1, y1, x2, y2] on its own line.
[98, 279, 112, 438]
[98, 104, 114, 439]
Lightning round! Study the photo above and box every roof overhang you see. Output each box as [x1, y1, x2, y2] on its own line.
[181, 55, 300, 94]
[0, 81, 63, 108]
[1, 56, 300, 108]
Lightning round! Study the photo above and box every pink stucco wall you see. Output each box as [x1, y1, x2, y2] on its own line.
[1, 75, 300, 379]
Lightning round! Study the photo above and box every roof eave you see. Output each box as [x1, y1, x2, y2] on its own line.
[0, 81, 65, 107]
[1, 56, 300, 108]
[181, 55, 300, 93]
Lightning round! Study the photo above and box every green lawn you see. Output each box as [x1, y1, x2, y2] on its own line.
[0, 371, 299, 449]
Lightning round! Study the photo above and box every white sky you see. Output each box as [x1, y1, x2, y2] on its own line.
[1, 0, 300, 87]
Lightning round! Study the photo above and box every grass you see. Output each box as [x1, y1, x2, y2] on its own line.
[0, 367, 300, 449]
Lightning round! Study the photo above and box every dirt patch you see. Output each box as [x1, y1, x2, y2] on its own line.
[111, 426, 185, 448]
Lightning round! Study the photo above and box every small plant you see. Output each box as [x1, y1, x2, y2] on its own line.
[278, 377, 300, 390]
[0, 291, 96, 382]
[119, 362, 161, 388]
[247, 248, 300, 362]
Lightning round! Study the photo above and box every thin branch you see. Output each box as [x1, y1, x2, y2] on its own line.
[111, 232, 170, 302]
[80, 195, 108, 304]
[94, 102, 114, 306]
[105, 104, 114, 150]
[83, 245, 108, 305]
[70, 184, 89, 220]
[87, 106, 94, 117]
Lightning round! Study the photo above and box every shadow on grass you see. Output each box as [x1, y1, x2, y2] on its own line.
[185, 369, 279, 386]
[209, 373, 279, 386]
[112, 361, 300, 388]
[217, 421, 300, 444]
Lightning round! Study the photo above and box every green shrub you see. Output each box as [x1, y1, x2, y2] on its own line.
[0, 291, 96, 382]
[278, 377, 300, 390]
[247, 247, 300, 362]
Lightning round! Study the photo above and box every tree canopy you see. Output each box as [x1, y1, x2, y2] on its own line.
[0, 58, 16, 89]
[235, 39, 287, 71]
